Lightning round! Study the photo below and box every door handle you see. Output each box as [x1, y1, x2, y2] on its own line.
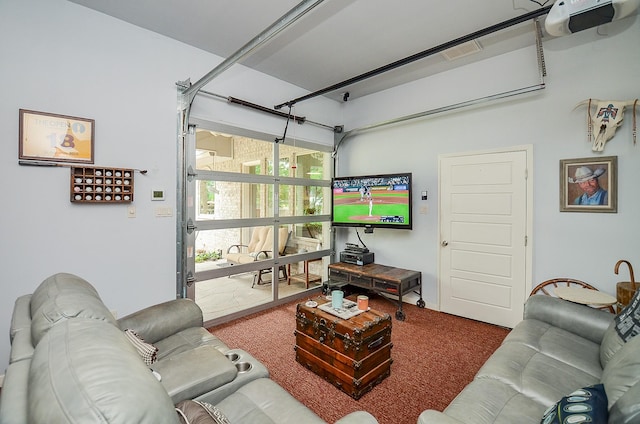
[441, 240, 449, 247]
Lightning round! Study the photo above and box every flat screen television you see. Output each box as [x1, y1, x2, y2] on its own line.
[331, 172, 412, 230]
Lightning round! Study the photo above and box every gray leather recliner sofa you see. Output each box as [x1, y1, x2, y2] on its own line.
[0, 272, 377, 424]
[418, 294, 640, 424]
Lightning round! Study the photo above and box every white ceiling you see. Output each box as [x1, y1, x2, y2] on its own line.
[68, 0, 556, 103]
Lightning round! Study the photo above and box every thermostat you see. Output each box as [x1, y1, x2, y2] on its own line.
[151, 189, 165, 201]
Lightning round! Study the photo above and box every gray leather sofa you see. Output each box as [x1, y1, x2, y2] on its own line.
[0, 272, 377, 424]
[418, 295, 640, 424]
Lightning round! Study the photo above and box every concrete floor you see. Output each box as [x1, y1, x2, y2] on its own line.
[195, 271, 321, 322]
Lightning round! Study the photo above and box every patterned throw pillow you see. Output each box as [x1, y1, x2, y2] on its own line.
[615, 289, 640, 342]
[540, 384, 608, 424]
[123, 329, 158, 365]
[175, 400, 231, 424]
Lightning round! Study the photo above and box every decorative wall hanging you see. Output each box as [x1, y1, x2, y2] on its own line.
[71, 166, 134, 203]
[575, 99, 638, 152]
[19, 109, 95, 164]
[560, 156, 617, 213]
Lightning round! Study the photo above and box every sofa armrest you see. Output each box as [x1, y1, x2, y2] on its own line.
[154, 346, 237, 404]
[9, 329, 34, 363]
[335, 411, 379, 424]
[10, 295, 32, 342]
[524, 295, 613, 344]
[117, 298, 203, 344]
[0, 359, 31, 424]
[417, 410, 465, 424]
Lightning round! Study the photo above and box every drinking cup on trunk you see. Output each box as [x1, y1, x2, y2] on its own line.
[331, 290, 344, 309]
[357, 295, 369, 310]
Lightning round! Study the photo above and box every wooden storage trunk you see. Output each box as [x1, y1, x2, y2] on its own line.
[295, 299, 392, 399]
[295, 299, 392, 360]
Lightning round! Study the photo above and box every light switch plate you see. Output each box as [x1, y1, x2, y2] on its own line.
[155, 207, 173, 217]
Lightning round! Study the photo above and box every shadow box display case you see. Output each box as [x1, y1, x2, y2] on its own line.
[70, 166, 134, 203]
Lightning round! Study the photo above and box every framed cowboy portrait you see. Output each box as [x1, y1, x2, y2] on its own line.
[560, 156, 617, 213]
[19, 109, 95, 164]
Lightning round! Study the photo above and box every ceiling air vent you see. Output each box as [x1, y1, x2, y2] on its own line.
[441, 40, 483, 61]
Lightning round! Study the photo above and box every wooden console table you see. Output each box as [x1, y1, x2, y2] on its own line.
[327, 262, 424, 321]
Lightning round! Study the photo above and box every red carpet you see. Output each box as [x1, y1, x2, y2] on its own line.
[209, 294, 510, 424]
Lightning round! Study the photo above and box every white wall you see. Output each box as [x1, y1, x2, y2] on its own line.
[1, 0, 638, 373]
[0, 0, 338, 371]
[336, 16, 640, 307]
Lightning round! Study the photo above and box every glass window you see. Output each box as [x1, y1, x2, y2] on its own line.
[277, 184, 328, 217]
[279, 150, 328, 180]
[194, 228, 240, 272]
[196, 181, 272, 220]
[190, 125, 332, 322]
[195, 227, 293, 272]
[195, 130, 274, 176]
[196, 180, 217, 217]
[275, 183, 330, 242]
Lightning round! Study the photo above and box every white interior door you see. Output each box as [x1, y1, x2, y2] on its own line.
[439, 147, 531, 328]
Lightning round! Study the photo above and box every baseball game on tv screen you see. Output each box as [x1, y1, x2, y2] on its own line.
[331, 172, 412, 230]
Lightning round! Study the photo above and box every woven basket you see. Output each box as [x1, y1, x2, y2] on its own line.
[615, 260, 637, 313]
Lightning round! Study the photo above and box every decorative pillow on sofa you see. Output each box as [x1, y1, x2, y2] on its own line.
[601, 289, 640, 368]
[175, 400, 231, 424]
[540, 384, 608, 424]
[614, 289, 640, 342]
[600, 335, 640, 410]
[600, 321, 626, 368]
[123, 329, 158, 365]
